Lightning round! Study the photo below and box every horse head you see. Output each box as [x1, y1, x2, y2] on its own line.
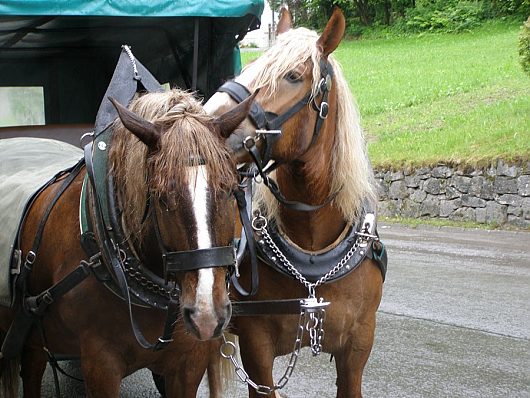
[205, 7, 345, 165]
[206, 7, 375, 245]
[109, 91, 254, 340]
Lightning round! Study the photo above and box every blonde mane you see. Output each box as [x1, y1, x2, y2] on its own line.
[109, 89, 236, 238]
[246, 28, 376, 222]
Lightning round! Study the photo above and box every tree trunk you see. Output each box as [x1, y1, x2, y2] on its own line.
[383, 0, 392, 25]
[355, 0, 374, 25]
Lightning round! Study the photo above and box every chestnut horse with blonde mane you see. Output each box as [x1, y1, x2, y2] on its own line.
[205, 8, 386, 398]
[0, 88, 255, 397]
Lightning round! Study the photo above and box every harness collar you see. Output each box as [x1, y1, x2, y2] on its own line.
[255, 202, 387, 284]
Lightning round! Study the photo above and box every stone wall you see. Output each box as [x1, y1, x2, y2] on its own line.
[375, 161, 530, 228]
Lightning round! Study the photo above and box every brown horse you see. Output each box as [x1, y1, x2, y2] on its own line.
[205, 8, 385, 398]
[0, 88, 255, 397]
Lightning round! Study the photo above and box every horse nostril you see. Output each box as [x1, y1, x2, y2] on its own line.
[213, 317, 227, 337]
[183, 307, 195, 323]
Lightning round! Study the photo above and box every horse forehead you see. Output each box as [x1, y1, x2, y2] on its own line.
[235, 60, 263, 87]
[187, 165, 213, 249]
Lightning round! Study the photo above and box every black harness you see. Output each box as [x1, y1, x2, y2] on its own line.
[218, 58, 333, 168]
[78, 46, 236, 350]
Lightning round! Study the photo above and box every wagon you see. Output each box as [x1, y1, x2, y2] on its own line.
[0, 0, 264, 142]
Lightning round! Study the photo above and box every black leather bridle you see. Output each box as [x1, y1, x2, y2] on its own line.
[218, 58, 334, 169]
[149, 194, 235, 280]
[218, 58, 338, 297]
[217, 58, 337, 214]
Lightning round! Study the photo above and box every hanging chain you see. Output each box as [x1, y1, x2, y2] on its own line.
[223, 209, 373, 394]
[220, 308, 306, 395]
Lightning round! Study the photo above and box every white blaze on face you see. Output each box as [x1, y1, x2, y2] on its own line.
[188, 165, 215, 318]
[203, 60, 262, 115]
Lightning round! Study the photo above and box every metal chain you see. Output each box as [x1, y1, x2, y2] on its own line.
[252, 210, 362, 290]
[252, 209, 368, 357]
[222, 210, 369, 394]
[220, 310, 306, 395]
[121, 44, 140, 80]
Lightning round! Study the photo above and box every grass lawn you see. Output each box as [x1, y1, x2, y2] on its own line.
[241, 21, 530, 169]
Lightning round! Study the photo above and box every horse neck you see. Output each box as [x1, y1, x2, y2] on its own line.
[275, 108, 346, 251]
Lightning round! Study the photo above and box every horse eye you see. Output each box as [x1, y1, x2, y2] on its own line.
[284, 71, 302, 83]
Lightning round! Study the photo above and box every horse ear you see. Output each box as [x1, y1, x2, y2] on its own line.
[109, 97, 161, 150]
[213, 90, 258, 138]
[316, 7, 345, 58]
[276, 7, 293, 35]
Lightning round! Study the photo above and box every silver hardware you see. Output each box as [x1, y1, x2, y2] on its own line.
[255, 129, 281, 136]
[220, 308, 306, 395]
[243, 135, 257, 150]
[25, 250, 36, 265]
[80, 131, 94, 147]
[97, 141, 107, 151]
[300, 297, 330, 314]
[364, 213, 376, 235]
[251, 213, 267, 231]
[358, 212, 377, 247]
[221, 295, 330, 393]
[325, 74, 332, 91]
[158, 337, 174, 344]
[234, 246, 240, 277]
[319, 101, 329, 119]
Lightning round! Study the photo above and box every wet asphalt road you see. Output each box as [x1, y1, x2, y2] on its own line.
[37, 223, 530, 397]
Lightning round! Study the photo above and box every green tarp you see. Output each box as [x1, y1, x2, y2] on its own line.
[0, 0, 263, 18]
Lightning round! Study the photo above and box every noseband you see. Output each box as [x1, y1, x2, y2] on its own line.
[149, 195, 235, 280]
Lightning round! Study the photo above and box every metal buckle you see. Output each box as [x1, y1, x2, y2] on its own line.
[41, 291, 54, 305]
[319, 102, 329, 119]
[243, 135, 257, 151]
[300, 297, 330, 313]
[255, 129, 281, 136]
[25, 251, 36, 265]
[358, 213, 377, 247]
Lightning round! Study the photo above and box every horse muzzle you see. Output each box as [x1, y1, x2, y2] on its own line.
[182, 301, 232, 341]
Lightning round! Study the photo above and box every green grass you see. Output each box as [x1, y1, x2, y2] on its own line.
[241, 21, 530, 168]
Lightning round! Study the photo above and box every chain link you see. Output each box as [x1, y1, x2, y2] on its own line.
[253, 211, 361, 290]
[122, 44, 140, 80]
[220, 310, 306, 395]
